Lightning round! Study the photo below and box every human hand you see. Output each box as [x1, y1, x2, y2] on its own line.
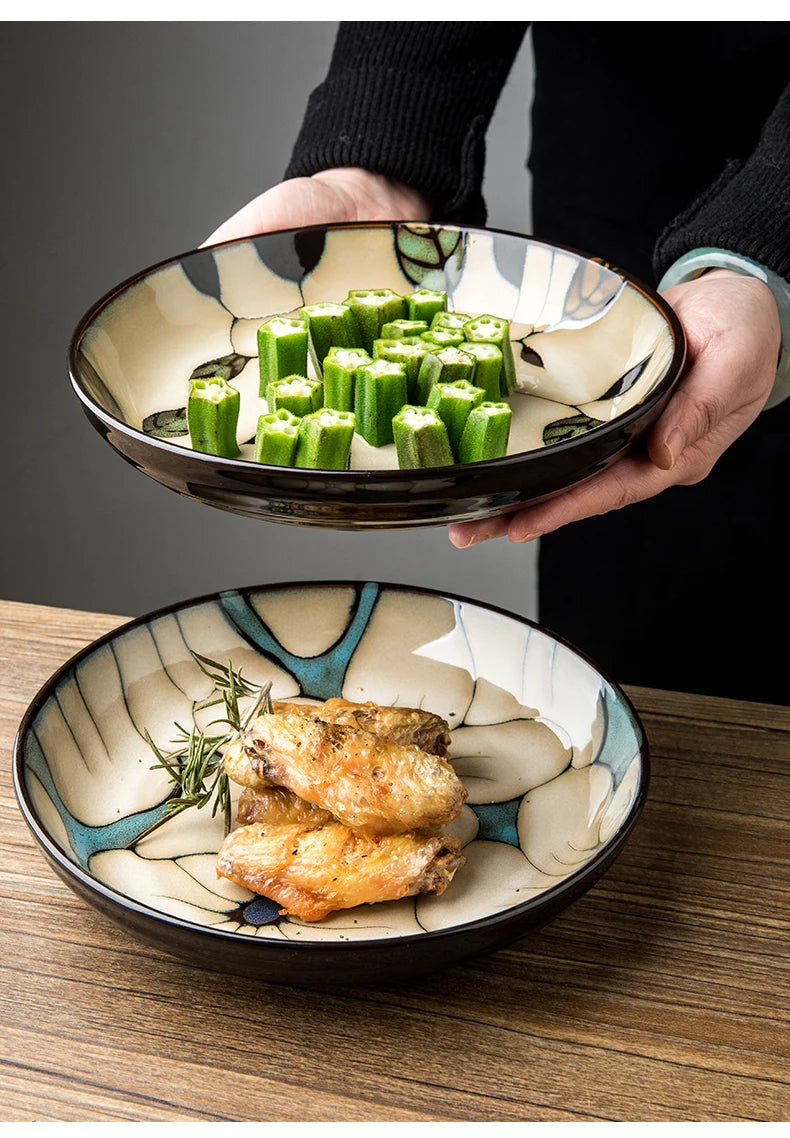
[203, 167, 432, 245]
[448, 268, 782, 548]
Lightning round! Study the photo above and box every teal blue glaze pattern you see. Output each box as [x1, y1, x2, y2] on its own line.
[596, 686, 642, 785]
[24, 730, 169, 869]
[470, 799, 521, 847]
[219, 582, 380, 699]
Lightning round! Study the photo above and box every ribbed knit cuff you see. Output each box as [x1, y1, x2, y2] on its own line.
[653, 82, 790, 282]
[284, 22, 527, 225]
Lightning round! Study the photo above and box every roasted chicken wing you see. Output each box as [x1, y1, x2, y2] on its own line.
[274, 697, 452, 757]
[223, 737, 270, 791]
[224, 698, 452, 791]
[236, 785, 334, 828]
[217, 820, 464, 922]
[242, 711, 466, 836]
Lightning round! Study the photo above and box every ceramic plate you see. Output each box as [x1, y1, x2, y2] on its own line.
[69, 222, 685, 528]
[14, 581, 649, 987]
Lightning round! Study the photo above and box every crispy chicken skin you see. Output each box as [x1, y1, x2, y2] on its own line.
[274, 698, 452, 757]
[236, 786, 334, 828]
[243, 712, 466, 836]
[223, 737, 270, 791]
[217, 821, 464, 922]
[224, 699, 452, 791]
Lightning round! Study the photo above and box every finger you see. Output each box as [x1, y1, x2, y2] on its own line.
[508, 451, 685, 542]
[448, 514, 511, 548]
[448, 451, 667, 549]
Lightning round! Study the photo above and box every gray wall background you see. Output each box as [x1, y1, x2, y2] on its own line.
[1, 22, 537, 620]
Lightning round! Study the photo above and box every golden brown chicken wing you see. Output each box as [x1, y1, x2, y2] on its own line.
[217, 820, 464, 922]
[317, 698, 452, 757]
[272, 698, 451, 756]
[223, 737, 270, 791]
[236, 785, 334, 828]
[242, 712, 466, 836]
[224, 698, 451, 791]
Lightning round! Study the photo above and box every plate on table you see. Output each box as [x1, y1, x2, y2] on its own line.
[14, 581, 649, 988]
[68, 222, 685, 529]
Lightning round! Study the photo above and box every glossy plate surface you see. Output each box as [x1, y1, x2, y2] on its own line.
[69, 222, 685, 528]
[14, 581, 649, 987]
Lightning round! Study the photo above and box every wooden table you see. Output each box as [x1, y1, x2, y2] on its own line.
[1, 598, 788, 1122]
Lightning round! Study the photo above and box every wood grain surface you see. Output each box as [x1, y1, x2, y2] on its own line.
[1, 598, 788, 1122]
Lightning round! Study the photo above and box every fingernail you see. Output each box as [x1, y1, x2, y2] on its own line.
[664, 427, 685, 468]
[512, 532, 539, 544]
[453, 534, 484, 548]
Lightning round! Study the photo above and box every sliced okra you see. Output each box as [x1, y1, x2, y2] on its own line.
[458, 401, 513, 463]
[421, 327, 466, 350]
[254, 408, 301, 466]
[295, 408, 356, 470]
[322, 346, 372, 412]
[427, 378, 486, 458]
[430, 311, 472, 332]
[344, 289, 407, 354]
[187, 376, 240, 458]
[299, 301, 360, 373]
[372, 338, 432, 403]
[393, 405, 454, 469]
[456, 341, 504, 402]
[257, 315, 309, 397]
[380, 318, 429, 340]
[415, 345, 477, 405]
[354, 358, 408, 447]
[266, 375, 324, 418]
[405, 288, 447, 323]
[463, 314, 516, 395]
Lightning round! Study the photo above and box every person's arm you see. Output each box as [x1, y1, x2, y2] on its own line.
[205, 21, 526, 245]
[448, 81, 790, 549]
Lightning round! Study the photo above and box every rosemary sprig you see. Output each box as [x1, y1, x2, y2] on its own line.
[136, 653, 273, 844]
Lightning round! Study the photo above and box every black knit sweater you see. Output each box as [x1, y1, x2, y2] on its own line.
[285, 22, 790, 287]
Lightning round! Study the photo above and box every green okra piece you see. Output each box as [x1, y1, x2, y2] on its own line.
[372, 338, 433, 403]
[405, 288, 447, 323]
[463, 314, 516, 395]
[322, 346, 372, 412]
[458, 401, 513, 464]
[457, 341, 504, 402]
[380, 318, 429, 340]
[344, 289, 407, 354]
[430, 310, 472, 332]
[299, 301, 361, 373]
[421, 327, 466, 350]
[266, 375, 323, 418]
[393, 405, 454, 469]
[295, 408, 356, 470]
[415, 345, 477, 405]
[254, 408, 301, 466]
[427, 378, 486, 459]
[187, 376, 240, 458]
[257, 315, 309, 397]
[354, 358, 408, 447]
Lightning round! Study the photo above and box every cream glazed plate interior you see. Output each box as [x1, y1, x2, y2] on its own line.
[14, 582, 649, 987]
[68, 223, 685, 529]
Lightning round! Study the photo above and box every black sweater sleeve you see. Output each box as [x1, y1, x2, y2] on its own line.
[284, 21, 528, 225]
[653, 81, 790, 282]
[286, 23, 790, 285]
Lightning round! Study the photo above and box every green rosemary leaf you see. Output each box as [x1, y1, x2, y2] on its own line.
[139, 656, 274, 847]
